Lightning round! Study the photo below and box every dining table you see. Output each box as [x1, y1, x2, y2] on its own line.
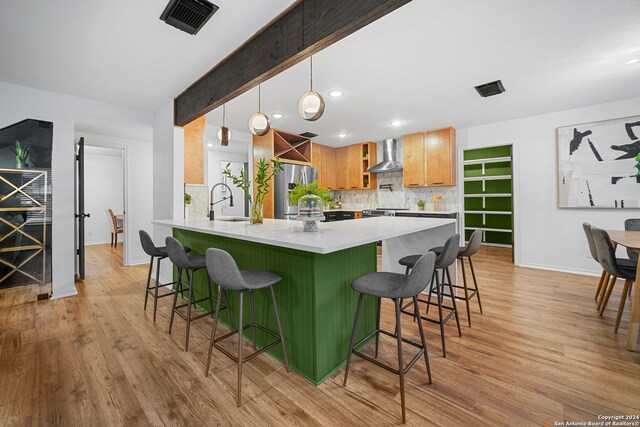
[607, 230, 640, 351]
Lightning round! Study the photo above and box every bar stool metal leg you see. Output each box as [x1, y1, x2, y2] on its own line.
[413, 296, 431, 383]
[185, 270, 194, 351]
[468, 256, 483, 314]
[394, 298, 406, 423]
[269, 286, 290, 371]
[223, 288, 234, 330]
[153, 257, 164, 322]
[169, 268, 182, 334]
[205, 285, 223, 377]
[374, 296, 381, 358]
[144, 255, 153, 311]
[445, 267, 462, 337]
[434, 271, 447, 357]
[460, 257, 472, 327]
[343, 293, 364, 386]
[236, 291, 244, 407]
[250, 290, 257, 350]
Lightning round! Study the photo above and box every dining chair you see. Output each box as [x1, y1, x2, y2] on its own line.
[625, 219, 640, 264]
[591, 226, 637, 332]
[583, 222, 610, 304]
[108, 208, 123, 247]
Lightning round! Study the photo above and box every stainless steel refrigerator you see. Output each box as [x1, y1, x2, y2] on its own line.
[274, 164, 318, 220]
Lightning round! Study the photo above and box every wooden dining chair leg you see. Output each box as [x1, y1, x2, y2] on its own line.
[594, 270, 607, 300]
[614, 280, 632, 333]
[599, 275, 618, 316]
[597, 272, 610, 308]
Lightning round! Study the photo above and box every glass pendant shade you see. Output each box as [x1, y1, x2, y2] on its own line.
[248, 84, 271, 136]
[298, 91, 325, 121]
[218, 126, 231, 146]
[248, 112, 270, 136]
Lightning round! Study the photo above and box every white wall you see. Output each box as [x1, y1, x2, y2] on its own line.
[84, 147, 124, 245]
[153, 101, 184, 283]
[457, 96, 640, 276]
[0, 81, 153, 298]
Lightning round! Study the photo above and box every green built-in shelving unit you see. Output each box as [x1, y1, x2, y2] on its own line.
[463, 145, 513, 247]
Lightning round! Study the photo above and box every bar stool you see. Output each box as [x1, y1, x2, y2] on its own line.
[166, 237, 232, 352]
[203, 248, 289, 407]
[591, 227, 637, 332]
[423, 229, 483, 327]
[139, 230, 191, 322]
[343, 252, 436, 424]
[398, 234, 462, 357]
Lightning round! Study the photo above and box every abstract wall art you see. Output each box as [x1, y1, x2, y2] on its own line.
[558, 115, 640, 208]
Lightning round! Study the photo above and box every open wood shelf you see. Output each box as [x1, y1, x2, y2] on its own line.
[271, 129, 312, 164]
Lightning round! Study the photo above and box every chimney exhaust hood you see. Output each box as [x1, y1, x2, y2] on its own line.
[367, 139, 403, 173]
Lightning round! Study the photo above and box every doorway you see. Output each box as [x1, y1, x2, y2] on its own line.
[461, 144, 515, 262]
[75, 140, 127, 279]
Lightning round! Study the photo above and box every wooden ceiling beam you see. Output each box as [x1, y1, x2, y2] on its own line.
[173, 0, 412, 126]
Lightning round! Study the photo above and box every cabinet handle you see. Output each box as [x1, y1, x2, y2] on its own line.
[407, 183, 419, 186]
[350, 186, 358, 189]
[432, 181, 444, 185]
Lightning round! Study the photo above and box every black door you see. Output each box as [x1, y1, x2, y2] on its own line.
[75, 137, 90, 280]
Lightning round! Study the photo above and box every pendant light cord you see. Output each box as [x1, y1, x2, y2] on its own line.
[222, 103, 226, 126]
[258, 84, 261, 112]
[310, 56, 313, 91]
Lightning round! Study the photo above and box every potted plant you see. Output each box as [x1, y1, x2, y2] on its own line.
[12, 140, 30, 169]
[287, 180, 333, 207]
[416, 199, 426, 211]
[223, 157, 283, 224]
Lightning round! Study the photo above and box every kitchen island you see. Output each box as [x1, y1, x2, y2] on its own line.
[153, 216, 456, 385]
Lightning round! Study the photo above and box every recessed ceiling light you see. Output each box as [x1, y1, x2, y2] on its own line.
[329, 90, 344, 98]
[626, 58, 640, 65]
[207, 143, 214, 147]
[338, 133, 347, 138]
[391, 120, 404, 127]
[272, 113, 284, 119]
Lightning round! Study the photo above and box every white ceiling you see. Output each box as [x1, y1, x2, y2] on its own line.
[206, 0, 640, 147]
[0, 0, 296, 111]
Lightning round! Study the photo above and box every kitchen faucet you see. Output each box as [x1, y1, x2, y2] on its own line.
[209, 182, 234, 220]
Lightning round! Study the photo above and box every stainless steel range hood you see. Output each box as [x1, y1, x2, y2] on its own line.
[367, 139, 402, 173]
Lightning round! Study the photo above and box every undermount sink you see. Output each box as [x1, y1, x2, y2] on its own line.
[215, 216, 250, 222]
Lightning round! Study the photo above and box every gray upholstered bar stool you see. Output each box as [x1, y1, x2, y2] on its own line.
[591, 226, 637, 332]
[165, 237, 228, 352]
[343, 252, 436, 424]
[398, 234, 462, 357]
[204, 248, 289, 407]
[139, 230, 191, 322]
[421, 229, 483, 327]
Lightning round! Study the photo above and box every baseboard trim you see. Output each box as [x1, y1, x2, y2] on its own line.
[127, 259, 149, 266]
[517, 262, 601, 278]
[50, 288, 78, 300]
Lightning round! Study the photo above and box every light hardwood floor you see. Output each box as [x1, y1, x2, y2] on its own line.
[0, 244, 638, 426]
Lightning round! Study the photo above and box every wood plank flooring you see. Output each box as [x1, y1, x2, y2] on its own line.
[0, 244, 638, 426]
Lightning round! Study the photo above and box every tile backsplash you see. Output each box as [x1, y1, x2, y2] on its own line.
[333, 171, 459, 211]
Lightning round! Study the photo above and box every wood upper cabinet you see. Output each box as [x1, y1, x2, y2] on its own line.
[402, 127, 456, 187]
[321, 145, 336, 189]
[402, 132, 426, 187]
[425, 127, 456, 186]
[313, 142, 378, 191]
[334, 147, 348, 190]
[346, 145, 361, 189]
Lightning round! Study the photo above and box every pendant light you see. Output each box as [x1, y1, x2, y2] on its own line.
[217, 103, 231, 146]
[298, 56, 325, 121]
[248, 84, 270, 136]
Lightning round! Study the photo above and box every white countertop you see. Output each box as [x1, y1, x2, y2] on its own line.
[153, 216, 455, 254]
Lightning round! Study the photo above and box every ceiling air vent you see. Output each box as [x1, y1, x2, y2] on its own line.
[299, 132, 318, 138]
[160, 0, 218, 35]
[475, 80, 505, 98]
